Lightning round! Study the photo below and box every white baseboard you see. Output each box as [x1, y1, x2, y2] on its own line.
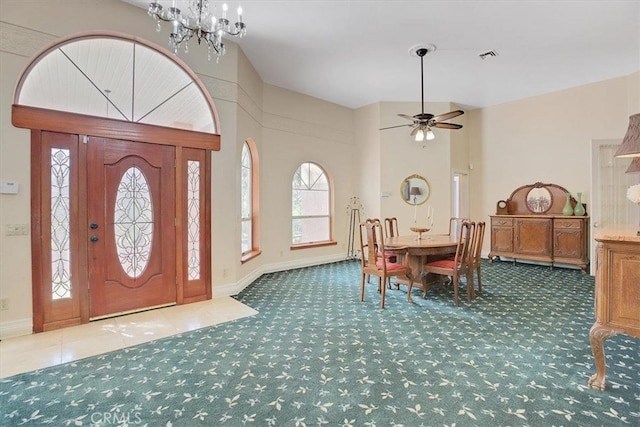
[213, 253, 348, 298]
[0, 317, 32, 340]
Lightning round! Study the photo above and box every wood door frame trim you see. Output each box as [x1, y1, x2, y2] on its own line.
[13, 105, 220, 151]
[24, 109, 214, 332]
[30, 131, 44, 331]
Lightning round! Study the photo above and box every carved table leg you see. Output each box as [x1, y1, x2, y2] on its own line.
[588, 322, 617, 391]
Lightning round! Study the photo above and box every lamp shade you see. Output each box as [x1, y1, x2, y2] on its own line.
[614, 113, 640, 158]
[626, 157, 640, 174]
[409, 186, 422, 196]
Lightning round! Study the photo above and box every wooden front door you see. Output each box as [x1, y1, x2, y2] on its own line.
[87, 137, 176, 318]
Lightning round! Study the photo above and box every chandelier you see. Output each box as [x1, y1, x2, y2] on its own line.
[148, 1, 246, 61]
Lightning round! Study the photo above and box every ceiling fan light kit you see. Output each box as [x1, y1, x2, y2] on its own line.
[380, 43, 464, 142]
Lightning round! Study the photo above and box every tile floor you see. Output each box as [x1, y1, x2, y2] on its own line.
[0, 297, 258, 378]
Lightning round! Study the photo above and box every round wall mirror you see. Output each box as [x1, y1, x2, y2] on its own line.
[526, 186, 552, 213]
[400, 174, 430, 205]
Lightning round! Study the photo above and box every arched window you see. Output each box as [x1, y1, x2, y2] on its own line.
[291, 162, 333, 246]
[241, 139, 260, 262]
[15, 34, 218, 133]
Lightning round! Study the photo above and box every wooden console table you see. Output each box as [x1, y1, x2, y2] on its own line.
[588, 226, 640, 391]
[488, 182, 589, 272]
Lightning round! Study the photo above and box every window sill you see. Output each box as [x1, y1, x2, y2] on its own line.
[241, 250, 262, 264]
[290, 240, 337, 250]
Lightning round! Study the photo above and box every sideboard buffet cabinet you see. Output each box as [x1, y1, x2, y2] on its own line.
[588, 226, 640, 391]
[489, 183, 589, 273]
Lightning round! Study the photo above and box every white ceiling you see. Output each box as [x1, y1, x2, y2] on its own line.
[124, 0, 640, 110]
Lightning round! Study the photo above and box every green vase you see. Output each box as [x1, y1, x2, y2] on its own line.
[574, 192, 586, 216]
[562, 193, 574, 216]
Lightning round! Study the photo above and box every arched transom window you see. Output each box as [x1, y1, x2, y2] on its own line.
[15, 35, 217, 133]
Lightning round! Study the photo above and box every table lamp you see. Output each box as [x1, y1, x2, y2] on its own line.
[410, 186, 421, 221]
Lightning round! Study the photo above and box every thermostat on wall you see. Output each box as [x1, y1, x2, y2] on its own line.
[0, 181, 19, 194]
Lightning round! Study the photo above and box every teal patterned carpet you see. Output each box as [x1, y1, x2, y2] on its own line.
[1, 260, 638, 426]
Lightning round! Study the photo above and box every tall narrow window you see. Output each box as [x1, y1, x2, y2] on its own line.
[51, 148, 71, 299]
[187, 160, 201, 280]
[241, 142, 252, 254]
[292, 162, 331, 245]
[241, 139, 260, 261]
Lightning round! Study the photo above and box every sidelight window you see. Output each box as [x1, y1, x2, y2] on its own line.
[187, 160, 201, 280]
[51, 148, 71, 299]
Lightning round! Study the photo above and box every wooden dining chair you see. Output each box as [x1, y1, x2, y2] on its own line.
[468, 221, 486, 294]
[359, 218, 413, 308]
[383, 217, 400, 288]
[421, 221, 474, 306]
[448, 217, 470, 237]
[380, 217, 399, 263]
[384, 217, 399, 238]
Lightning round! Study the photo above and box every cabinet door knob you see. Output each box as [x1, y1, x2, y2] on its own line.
[593, 222, 599, 228]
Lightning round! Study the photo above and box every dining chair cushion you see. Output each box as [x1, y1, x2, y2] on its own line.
[425, 259, 458, 269]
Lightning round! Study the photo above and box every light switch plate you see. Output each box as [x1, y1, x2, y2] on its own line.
[0, 181, 19, 194]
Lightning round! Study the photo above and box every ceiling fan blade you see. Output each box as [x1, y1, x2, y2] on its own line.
[432, 110, 464, 122]
[433, 122, 463, 129]
[379, 124, 413, 130]
[410, 126, 420, 136]
[398, 114, 416, 121]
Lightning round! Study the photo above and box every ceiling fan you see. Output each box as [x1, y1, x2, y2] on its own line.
[380, 45, 464, 141]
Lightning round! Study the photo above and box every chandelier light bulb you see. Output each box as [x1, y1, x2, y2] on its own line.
[415, 128, 425, 142]
[426, 129, 435, 140]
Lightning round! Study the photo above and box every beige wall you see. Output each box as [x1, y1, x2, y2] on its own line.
[260, 84, 355, 266]
[354, 103, 381, 221]
[373, 101, 461, 234]
[0, 0, 355, 336]
[468, 72, 639, 257]
[0, 0, 638, 337]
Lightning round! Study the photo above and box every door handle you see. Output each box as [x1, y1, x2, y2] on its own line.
[90, 235, 99, 242]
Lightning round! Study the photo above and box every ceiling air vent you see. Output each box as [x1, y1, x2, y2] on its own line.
[479, 50, 498, 60]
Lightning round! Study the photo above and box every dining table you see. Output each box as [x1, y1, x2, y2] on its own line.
[385, 233, 459, 301]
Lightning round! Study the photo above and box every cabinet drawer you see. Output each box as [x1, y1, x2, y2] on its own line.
[555, 219, 582, 229]
[492, 217, 513, 227]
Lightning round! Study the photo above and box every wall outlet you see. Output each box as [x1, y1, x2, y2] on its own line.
[5, 224, 29, 236]
[0, 298, 8, 311]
